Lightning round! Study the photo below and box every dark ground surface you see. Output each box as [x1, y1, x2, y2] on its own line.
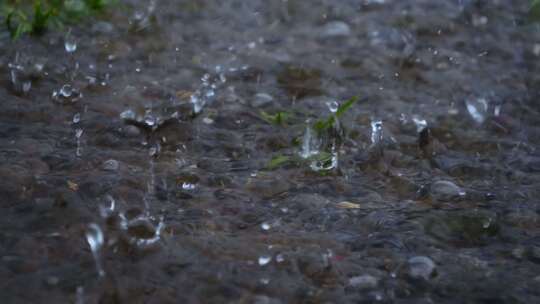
[1, 0, 540, 303]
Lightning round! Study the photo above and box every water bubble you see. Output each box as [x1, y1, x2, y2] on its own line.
[408, 256, 435, 280]
[326, 100, 339, 113]
[182, 183, 196, 190]
[258, 255, 272, 266]
[120, 109, 136, 120]
[465, 97, 488, 124]
[73, 113, 81, 124]
[52, 84, 82, 103]
[85, 223, 105, 277]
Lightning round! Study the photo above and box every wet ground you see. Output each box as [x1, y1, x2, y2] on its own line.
[1, 0, 540, 303]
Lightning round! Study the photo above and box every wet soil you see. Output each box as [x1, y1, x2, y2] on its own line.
[1, 1, 540, 303]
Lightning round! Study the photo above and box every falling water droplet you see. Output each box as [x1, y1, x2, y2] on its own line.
[85, 223, 105, 277]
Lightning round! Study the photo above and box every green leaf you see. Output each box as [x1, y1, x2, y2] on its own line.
[531, 0, 540, 22]
[266, 155, 291, 170]
[260, 111, 291, 126]
[335, 96, 359, 118]
[313, 96, 358, 134]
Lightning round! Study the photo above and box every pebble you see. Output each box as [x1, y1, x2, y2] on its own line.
[252, 93, 274, 108]
[123, 125, 141, 137]
[349, 274, 378, 290]
[408, 256, 436, 280]
[102, 159, 119, 171]
[320, 21, 351, 38]
[430, 180, 465, 202]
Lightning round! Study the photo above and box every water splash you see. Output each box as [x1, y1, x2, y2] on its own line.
[299, 121, 320, 159]
[370, 119, 383, 145]
[412, 116, 427, 133]
[310, 143, 338, 172]
[85, 223, 105, 277]
[190, 72, 225, 115]
[52, 84, 83, 103]
[75, 128, 83, 157]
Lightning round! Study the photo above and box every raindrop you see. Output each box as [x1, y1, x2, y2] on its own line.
[258, 255, 272, 266]
[85, 223, 105, 277]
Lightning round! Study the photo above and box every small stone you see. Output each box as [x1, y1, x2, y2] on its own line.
[45, 276, 59, 286]
[349, 275, 378, 290]
[123, 125, 141, 137]
[320, 21, 351, 38]
[430, 180, 465, 202]
[408, 256, 436, 280]
[252, 93, 274, 107]
[102, 159, 119, 171]
[337, 201, 361, 209]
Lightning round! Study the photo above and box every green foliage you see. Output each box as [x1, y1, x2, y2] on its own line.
[313, 96, 358, 134]
[1, 0, 114, 39]
[531, 0, 540, 22]
[266, 155, 292, 170]
[260, 110, 291, 126]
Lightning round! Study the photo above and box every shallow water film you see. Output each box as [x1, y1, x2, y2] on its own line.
[1, 1, 540, 303]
